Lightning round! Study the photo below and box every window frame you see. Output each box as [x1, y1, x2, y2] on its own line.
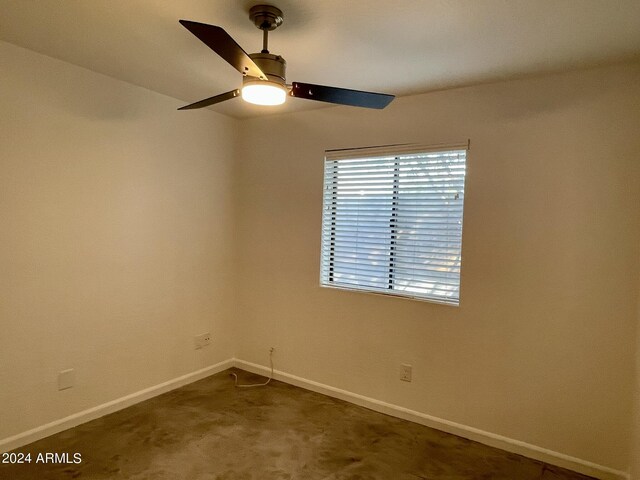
[319, 142, 469, 306]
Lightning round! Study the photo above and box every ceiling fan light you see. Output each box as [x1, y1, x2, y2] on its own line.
[242, 80, 287, 106]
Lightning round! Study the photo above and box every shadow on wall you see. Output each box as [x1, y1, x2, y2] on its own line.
[45, 76, 145, 121]
[478, 72, 612, 120]
[5, 49, 145, 121]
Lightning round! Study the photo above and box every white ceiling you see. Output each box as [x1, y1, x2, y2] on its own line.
[1, 0, 639, 118]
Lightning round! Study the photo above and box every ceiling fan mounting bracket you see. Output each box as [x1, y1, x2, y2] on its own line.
[249, 5, 283, 31]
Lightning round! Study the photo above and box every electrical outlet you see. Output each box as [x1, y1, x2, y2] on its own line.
[194, 333, 212, 349]
[400, 364, 412, 382]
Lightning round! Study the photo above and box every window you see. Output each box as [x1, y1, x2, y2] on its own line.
[320, 143, 467, 305]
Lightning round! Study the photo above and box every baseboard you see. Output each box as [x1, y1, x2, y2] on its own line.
[0, 358, 234, 453]
[233, 359, 629, 480]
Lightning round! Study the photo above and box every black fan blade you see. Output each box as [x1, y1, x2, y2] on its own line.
[179, 20, 266, 80]
[178, 89, 240, 110]
[290, 82, 394, 109]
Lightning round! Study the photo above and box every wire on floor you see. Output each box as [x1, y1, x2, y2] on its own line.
[231, 347, 274, 388]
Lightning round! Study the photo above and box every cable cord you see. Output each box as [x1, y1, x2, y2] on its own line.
[231, 348, 274, 388]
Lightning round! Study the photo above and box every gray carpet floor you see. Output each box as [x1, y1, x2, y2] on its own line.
[1, 368, 594, 479]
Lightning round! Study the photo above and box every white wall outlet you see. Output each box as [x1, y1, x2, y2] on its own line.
[58, 369, 75, 390]
[194, 333, 212, 349]
[400, 364, 412, 382]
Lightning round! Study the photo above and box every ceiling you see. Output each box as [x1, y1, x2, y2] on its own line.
[1, 0, 639, 118]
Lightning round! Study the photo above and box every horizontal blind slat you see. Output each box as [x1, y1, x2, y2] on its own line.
[327, 262, 461, 284]
[326, 277, 460, 298]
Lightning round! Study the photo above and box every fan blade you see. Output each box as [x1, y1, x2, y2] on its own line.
[290, 82, 394, 109]
[178, 89, 240, 110]
[179, 20, 267, 80]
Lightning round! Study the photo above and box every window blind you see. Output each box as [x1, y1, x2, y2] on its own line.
[320, 144, 467, 305]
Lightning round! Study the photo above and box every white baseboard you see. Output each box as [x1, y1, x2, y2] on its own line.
[233, 359, 629, 480]
[0, 359, 234, 453]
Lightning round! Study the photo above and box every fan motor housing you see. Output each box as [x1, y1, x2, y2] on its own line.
[247, 52, 286, 85]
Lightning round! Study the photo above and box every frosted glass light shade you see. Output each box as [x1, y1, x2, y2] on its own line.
[242, 81, 287, 106]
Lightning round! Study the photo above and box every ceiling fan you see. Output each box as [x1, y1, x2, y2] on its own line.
[178, 5, 395, 110]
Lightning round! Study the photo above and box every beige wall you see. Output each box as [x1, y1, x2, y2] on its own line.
[236, 64, 640, 471]
[3, 38, 640, 474]
[633, 293, 640, 479]
[0, 41, 239, 440]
